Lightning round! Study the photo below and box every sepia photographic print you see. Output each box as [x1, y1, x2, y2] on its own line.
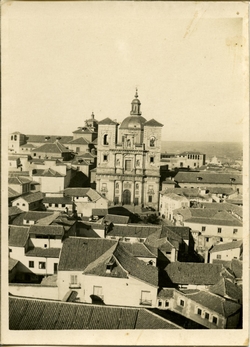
[1, 1, 249, 346]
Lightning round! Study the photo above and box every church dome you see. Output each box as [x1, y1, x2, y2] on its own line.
[120, 89, 146, 130]
[120, 115, 147, 130]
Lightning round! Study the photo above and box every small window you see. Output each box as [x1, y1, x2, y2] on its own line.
[165, 301, 169, 307]
[55, 204, 58, 207]
[49, 203, 52, 207]
[39, 262, 46, 269]
[233, 229, 238, 234]
[150, 137, 156, 147]
[103, 154, 108, 161]
[197, 308, 202, 315]
[212, 316, 218, 325]
[62, 204, 65, 207]
[158, 301, 162, 307]
[22, 203, 25, 206]
[9, 248, 12, 253]
[179, 299, 185, 307]
[202, 226, 206, 232]
[216, 255, 221, 259]
[205, 312, 210, 320]
[70, 275, 78, 284]
[44, 244, 47, 248]
[148, 195, 152, 203]
[150, 156, 154, 163]
[16, 203, 19, 206]
[33, 153, 36, 157]
[205, 237, 209, 242]
[217, 228, 222, 234]
[29, 261, 34, 268]
[103, 134, 109, 145]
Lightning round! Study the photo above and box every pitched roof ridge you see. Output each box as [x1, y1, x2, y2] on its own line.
[143, 243, 158, 257]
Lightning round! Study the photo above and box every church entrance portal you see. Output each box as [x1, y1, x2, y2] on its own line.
[122, 190, 131, 205]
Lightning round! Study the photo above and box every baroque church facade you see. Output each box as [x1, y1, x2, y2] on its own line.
[96, 91, 163, 210]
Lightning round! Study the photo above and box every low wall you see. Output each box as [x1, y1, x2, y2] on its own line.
[9, 284, 58, 300]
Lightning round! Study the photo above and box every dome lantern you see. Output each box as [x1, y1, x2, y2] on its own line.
[130, 88, 141, 116]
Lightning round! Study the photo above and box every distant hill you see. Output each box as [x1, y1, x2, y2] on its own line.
[161, 141, 243, 162]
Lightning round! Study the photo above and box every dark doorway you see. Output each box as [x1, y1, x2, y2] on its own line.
[123, 190, 131, 204]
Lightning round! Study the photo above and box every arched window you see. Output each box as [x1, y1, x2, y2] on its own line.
[14, 135, 17, 141]
[11, 136, 13, 140]
[103, 134, 109, 145]
[150, 137, 156, 147]
[127, 139, 131, 147]
[115, 182, 119, 189]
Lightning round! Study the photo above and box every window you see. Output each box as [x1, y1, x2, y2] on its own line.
[29, 261, 34, 268]
[16, 203, 19, 206]
[212, 316, 218, 325]
[9, 248, 12, 253]
[202, 226, 206, 232]
[103, 134, 109, 145]
[93, 286, 103, 299]
[216, 255, 221, 259]
[150, 137, 156, 147]
[204, 312, 210, 320]
[101, 183, 107, 192]
[125, 160, 132, 171]
[39, 262, 46, 269]
[179, 299, 185, 307]
[70, 275, 78, 284]
[33, 153, 36, 157]
[205, 237, 209, 242]
[22, 203, 25, 206]
[197, 308, 202, 316]
[233, 229, 238, 234]
[55, 204, 58, 207]
[140, 291, 152, 306]
[165, 301, 169, 307]
[150, 156, 154, 164]
[148, 195, 152, 203]
[62, 204, 65, 207]
[217, 228, 222, 234]
[103, 154, 108, 162]
[158, 301, 162, 307]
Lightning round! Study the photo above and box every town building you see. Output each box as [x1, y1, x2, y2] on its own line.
[209, 240, 243, 263]
[160, 151, 206, 170]
[95, 91, 163, 210]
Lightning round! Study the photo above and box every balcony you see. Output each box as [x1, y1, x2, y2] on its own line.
[139, 299, 152, 306]
[69, 283, 81, 289]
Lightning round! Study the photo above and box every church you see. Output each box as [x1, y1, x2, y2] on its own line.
[96, 90, 163, 210]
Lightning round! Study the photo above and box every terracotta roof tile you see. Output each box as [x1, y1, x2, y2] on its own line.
[9, 258, 19, 271]
[98, 117, 118, 125]
[107, 224, 161, 239]
[26, 247, 61, 258]
[9, 296, 181, 329]
[210, 241, 243, 253]
[144, 119, 163, 127]
[14, 191, 44, 203]
[9, 226, 29, 247]
[26, 135, 73, 144]
[174, 172, 242, 185]
[165, 262, 234, 286]
[29, 225, 64, 236]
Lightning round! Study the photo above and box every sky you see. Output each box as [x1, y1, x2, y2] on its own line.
[2, 1, 247, 142]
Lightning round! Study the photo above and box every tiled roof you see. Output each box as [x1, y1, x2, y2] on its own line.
[91, 138, 98, 145]
[9, 296, 181, 330]
[92, 208, 108, 216]
[174, 208, 243, 227]
[35, 212, 61, 226]
[9, 226, 29, 247]
[144, 119, 163, 127]
[174, 172, 242, 185]
[29, 225, 64, 237]
[14, 191, 44, 203]
[161, 187, 201, 198]
[8, 155, 20, 161]
[163, 193, 188, 201]
[9, 258, 19, 271]
[21, 143, 36, 148]
[207, 187, 235, 195]
[8, 206, 23, 217]
[145, 230, 176, 253]
[31, 141, 71, 153]
[72, 128, 96, 134]
[64, 188, 101, 201]
[26, 247, 61, 258]
[8, 176, 32, 185]
[182, 290, 241, 317]
[43, 196, 72, 204]
[210, 241, 242, 253]
[11, 211, 54, 226]
[40, 275, 58, 287]
[158, 288, 175, 299]
[68, 137, 90, 145]
[107, 224, 161, 239]
[104, 214, 129, 224]
[212, 259, 243, 279]
[8, 187, 21, 198]
[209, 278, 242, 302]
[26, 134, 73, 143]
[77, 152, 96, 159]
[165, 262, 234, 285]
[98, 117, 118, 125]
[32, 168, 65, 177]
[113, 243, 158, 286]
[166, 226, 190, 241]
[179, 151, 203, 156]
[120, 242, 157, 258]
[200, 202, 243, 217]
[58, 238, 117, 271]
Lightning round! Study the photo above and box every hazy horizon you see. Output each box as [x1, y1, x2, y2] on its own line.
[3, 2, 246, 143]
